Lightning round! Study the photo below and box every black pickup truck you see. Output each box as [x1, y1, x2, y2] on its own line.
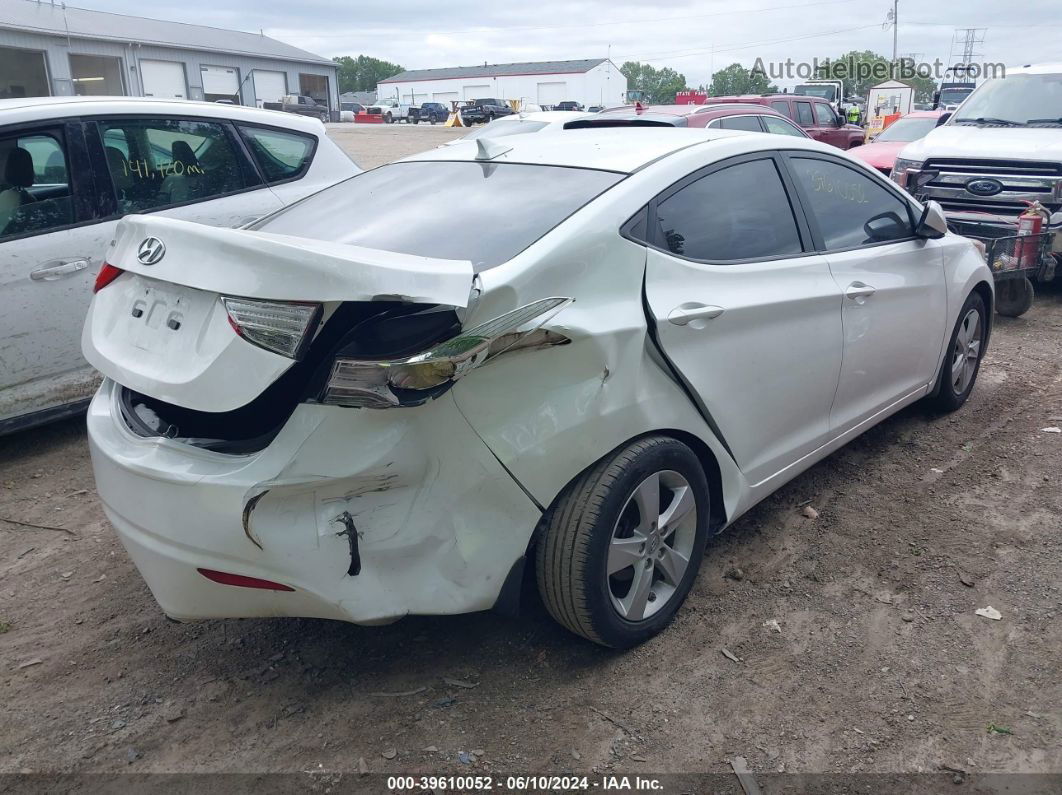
[262, 95, 330, 122]
[461, 98, 515, 125]
[409, 102, 450, 124]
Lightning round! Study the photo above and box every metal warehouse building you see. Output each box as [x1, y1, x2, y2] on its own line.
[377, 59, 627, 110]
[0, 0, 338, 112]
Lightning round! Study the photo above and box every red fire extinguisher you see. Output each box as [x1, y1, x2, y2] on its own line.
[1015, 200, 1048, 269]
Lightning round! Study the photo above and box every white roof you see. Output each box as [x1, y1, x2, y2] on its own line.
[491, 111, 593, 123]
[404, 127, 830, 174]
[1, 0, 332, 65]
[0, 96, 327, 133]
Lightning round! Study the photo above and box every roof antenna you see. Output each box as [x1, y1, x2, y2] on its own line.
[475, 138, 512, 161]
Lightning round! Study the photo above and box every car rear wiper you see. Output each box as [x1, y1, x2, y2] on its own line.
[952, 117, 1024, 127]
[1026, 117, 1062, 126]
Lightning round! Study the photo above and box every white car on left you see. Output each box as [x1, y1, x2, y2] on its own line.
[0, 96, 360, 435]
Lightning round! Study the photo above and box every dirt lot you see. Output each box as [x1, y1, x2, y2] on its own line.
[1, 125, 1061, 781]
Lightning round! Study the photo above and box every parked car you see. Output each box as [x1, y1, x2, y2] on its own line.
[442, 111, 594, 145]
[461, 98, 515, 125]
[262, 95, 329, 123]
[366, 100, 412, 124]
[850, 110, 945, 176]
[710, 94, 864, 148]
[83, 128, 991, 648]
[0, 96, 360, 435]
[339, 102, 365, 122]
[581, 103, 810, 137]
[410, 102, 450, 124]
[554, 101, 585, 112]
[586, 105, 604, 113]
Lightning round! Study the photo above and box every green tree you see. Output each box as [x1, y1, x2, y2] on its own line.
[814, 50, 935, 103]
[620, 61, 688, 103]
[709, 62, 778, 96]
[332, 55, 404, 94]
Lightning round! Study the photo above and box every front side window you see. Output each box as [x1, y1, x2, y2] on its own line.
[239, 126, 315, 183]
[654, 158, 802, 262]
[813, 102, 837, 126]
[0, 130, 74, 241]
[789, 157, 914, 250]
[796, 102, 815, 126]
[252, 161, 623, 270]
[763, 116, 807, 137]
[97, 118, 252, 213]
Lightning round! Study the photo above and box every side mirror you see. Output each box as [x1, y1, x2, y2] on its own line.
[864, 211, 909, 242]
[915, 201, 948, 239]
[936, 112, 952, 127]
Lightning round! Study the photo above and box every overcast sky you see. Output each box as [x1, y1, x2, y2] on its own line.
[67, 0, 1062, 88]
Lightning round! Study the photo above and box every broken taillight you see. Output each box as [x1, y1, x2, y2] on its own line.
[93, 263, 124, 293]
[222, 297, 322, 360]
[321, 297, 573, 408]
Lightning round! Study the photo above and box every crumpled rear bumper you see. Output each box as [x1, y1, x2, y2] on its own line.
[87, 379, 541, 624]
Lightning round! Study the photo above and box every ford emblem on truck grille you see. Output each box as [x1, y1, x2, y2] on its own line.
[965, 178, 1004, 197]
[137, 237, 166, 265]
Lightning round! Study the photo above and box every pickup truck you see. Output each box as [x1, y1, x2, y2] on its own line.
[262, 95, 329, 122]
[366, 100, 412, 124]
[554, 101, 585, 112]
[710, 94, 864, 149]
[409, 102, 450, 124]
[461, 98, 515, 125]
[893, 63, 1062, 316]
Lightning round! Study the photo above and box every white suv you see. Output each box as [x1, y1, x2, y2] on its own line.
[0, 97, 360, 434]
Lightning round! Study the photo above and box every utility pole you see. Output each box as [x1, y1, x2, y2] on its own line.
[892, 0, 898, 63]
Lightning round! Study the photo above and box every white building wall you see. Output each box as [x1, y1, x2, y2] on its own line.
[378, 61, 628, 109]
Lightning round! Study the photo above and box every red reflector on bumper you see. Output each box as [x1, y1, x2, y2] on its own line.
[196, 568, 295, 591]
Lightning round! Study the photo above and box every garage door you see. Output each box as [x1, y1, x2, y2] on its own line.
[201, 65, 239, 101]
[463, 84, 490, 100]
[253, 70, 287, 105]
[433, 91, 459, 105]
[537, 82, 567, 107]
[140, 60, 187, 99]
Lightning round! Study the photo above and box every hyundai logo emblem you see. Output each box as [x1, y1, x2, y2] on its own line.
[965, 178, 1004, 197]
[136, 237, 166, 265]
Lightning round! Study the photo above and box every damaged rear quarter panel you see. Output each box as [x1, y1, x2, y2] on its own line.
[450, 207, 745, 520]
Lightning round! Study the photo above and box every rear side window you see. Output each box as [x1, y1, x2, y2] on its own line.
[97, 118, 254, 213]
[789, 157, 914, 250]
[253, 161, 623, 270]
[795, 102, 815, 126]
[654, 158, 802, 262]
[240, 126, 315, 183]
[770, 101, 791, 117]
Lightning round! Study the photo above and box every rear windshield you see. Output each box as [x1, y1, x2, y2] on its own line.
[253, 161, 623, 270]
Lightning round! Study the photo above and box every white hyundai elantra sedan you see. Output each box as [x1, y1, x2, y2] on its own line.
[83, 128, 992, 648]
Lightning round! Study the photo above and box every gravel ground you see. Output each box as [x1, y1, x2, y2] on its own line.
[1, 125, 1060, 780]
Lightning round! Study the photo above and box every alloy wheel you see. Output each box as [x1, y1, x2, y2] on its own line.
[951, 307, 982, 395]
[606, 470, 698, 622]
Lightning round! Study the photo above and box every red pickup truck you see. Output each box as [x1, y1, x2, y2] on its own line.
[710, 94, 863, 149]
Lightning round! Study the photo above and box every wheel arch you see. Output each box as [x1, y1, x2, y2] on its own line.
[971, 279, 994, 347]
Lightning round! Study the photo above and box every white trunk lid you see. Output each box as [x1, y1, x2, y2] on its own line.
[82, 215, 473, 412]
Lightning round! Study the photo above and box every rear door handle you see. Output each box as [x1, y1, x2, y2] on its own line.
[845, 282, 876, 301]
[30, 259, 90, 281]
[667, 304, 725, 326]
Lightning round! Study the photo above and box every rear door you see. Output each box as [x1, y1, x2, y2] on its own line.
[0, 120, 109, 428]
[811, 102, 846, 148]
[782, 153, 946, 432]
[91, 115, 283, 228]
[794, 100, 816, 137]
[642, 153, 843, 485]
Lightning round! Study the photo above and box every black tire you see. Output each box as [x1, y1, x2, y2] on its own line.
[384, 113, 393, 124]
[930, 291, 988, 412]
[995, 277, 1034, 317]
[412, 116, 419, 124]
[536, 436, 710, 648]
